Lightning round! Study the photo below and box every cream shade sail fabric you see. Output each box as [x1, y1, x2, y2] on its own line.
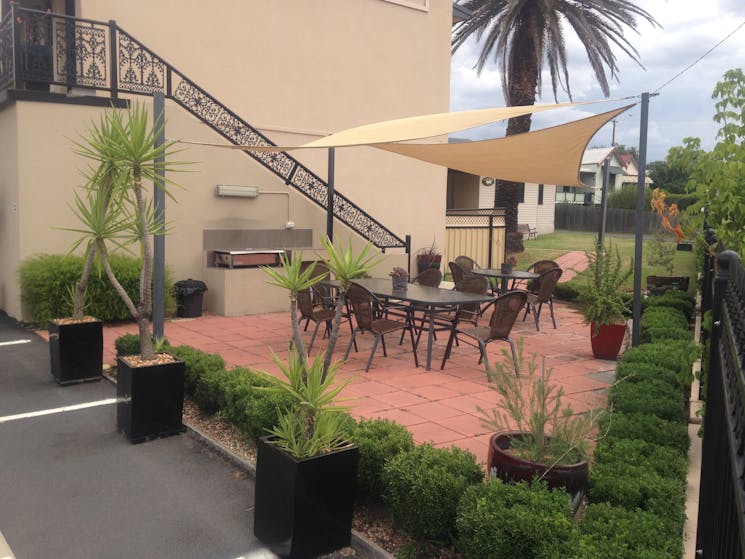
[374, 105, 633, 187]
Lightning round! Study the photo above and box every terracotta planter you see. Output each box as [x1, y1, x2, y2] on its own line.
[254, 436, 359, 558]
[590, 322, 627, 360]
[49, 319, 103, 385]
[487, 431, 588, 496]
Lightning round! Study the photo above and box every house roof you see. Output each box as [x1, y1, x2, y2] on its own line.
[581, 146, 617, 165]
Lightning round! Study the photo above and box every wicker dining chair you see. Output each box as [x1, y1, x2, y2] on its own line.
[448, 261, 468, 288]
[510, 259, 559, 290]
[454, 255, 480, 272]
[297, 287, 336, 352]
[523, 267, 563, 330]
[440, 290, 528, 374]
[344, 283, 418, 371]
[411, 268, 443, 288]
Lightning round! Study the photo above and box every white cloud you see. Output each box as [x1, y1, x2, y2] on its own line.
[450, 0, 745, 161]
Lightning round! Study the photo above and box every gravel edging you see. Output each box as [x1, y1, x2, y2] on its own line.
[185, 424, 395, 559]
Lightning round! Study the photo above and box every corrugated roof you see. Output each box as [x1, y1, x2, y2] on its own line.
[581, 146, 615, 165]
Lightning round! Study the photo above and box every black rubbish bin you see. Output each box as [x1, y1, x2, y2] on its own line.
[174, 279, 207, 318]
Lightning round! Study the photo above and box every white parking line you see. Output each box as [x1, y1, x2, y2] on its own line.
[0, 398, 118, 424]
[0, 339, 31, 347]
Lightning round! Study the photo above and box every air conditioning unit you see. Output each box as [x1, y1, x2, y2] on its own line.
[215, 185, 259, 198]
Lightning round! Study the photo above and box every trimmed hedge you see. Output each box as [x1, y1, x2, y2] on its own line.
[639, 306, 689, 331]
[456, 480, 578, 559]
[620, 339, 698, 386]
[576, 503, 683, 559]
[645, 291, 695, 321]
[615, 361, 688, 392]
[20, 253, 176, 324]
[352, 419, 415, 499]
[168, 345, 226, 397]
[382, 444, 483, 541]
[608, 378, 686, 422]
[599, 411, 689, 455]
[553, 281, 581, 302]
[592, 438, 688, 481]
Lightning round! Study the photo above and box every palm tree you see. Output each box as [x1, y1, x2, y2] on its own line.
[452, 0, 658, 240]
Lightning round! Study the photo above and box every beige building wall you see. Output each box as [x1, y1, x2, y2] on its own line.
[1, 0, 452, 320]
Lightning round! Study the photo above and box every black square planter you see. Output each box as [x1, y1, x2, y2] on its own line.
[254, 436, 359, 559]
[49, 319, 103, 385]
[116, 356, 186, 444]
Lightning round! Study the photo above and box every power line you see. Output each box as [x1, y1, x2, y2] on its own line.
[653, 20, 745, 93]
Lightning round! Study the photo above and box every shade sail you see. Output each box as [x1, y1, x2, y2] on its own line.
[374, 105, 633, 187]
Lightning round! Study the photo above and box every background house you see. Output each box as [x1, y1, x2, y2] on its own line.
[0, 0, 460, 321]
[556, 146, 625, 204]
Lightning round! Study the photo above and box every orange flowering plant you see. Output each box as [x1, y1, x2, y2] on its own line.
[650, 188, 686, 242]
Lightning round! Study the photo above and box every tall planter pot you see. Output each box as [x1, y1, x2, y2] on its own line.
[416, 255, 441, 274]
[590, 322, 627, 360]
[49, 319, 103, 385]
[254, 436, 359, 559]
[116, 355, 186, 444]
[487, 431, 588, 496]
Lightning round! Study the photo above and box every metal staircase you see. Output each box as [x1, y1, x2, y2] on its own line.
[0, 6, 407, 250]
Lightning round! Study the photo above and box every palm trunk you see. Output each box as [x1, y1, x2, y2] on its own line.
[289, 296, 307, 367]
[98, 241, 138, 319]
[322, 290, 347, 380]
[72, 243, 97, 320]
[495, 18, 540, 234]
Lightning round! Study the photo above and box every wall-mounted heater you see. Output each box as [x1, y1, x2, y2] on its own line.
[215, 185, 260, 198]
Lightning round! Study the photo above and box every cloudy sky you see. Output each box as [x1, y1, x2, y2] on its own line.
[449, 0, 745, 162]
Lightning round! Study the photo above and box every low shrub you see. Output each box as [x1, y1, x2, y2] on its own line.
[592, 438, 688, 481]
[456, 479, 579, 559]
[553, 281, 581, 302]
[599, 412, 689, 455]
[621, 340, 698, 386]
[640, 306, 689, 331]
[115, 333, 141, 357]
[382, 444, 483, 541]
[168, 345, 226, 397]
[645, 291, 695, 321]
[641, 326, 694, 344]
[19, 253, 176, 324]
[576, 502, 683, 559]
[213, 366, 293, 439]
[588, 458, 686, 518]
[615, 361, 687, 392]
[608, 378, 686, 422]
[193, 366, 233, 414]
[352, 419, 415, 499]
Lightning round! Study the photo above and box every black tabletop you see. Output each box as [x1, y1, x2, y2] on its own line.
[473, 269, 540, 281]
[323, 278, 494, 307]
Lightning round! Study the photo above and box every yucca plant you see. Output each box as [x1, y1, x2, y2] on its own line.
[259, 351, 353, 459]
[73, 102, 189, 360]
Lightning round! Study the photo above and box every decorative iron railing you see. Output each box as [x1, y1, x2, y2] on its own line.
[697, 241, 745, 558]
[0, 6, 406, 250]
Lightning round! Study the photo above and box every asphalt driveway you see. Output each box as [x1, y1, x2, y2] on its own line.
[0, 314, 271, 559]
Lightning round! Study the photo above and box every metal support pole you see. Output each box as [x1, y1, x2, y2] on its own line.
[152, 92, 165, 340]
[405, 234, 411, 277]
[598, 158, 610, 249]
[327, 147, 335, 242]
[631, 92, 650, 347]
[108, 20, 117, 98]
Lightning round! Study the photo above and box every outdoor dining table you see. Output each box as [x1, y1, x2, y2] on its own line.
[472, 268, 540, 294]
[320, 278, 494, 371]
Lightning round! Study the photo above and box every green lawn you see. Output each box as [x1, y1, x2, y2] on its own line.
[509, 230, 698, 293]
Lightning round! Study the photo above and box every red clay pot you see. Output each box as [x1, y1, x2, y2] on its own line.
[487, 432, 588, 495]
[590, 322, 627, 360]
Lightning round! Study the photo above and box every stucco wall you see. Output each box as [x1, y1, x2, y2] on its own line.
[1, 0, 452, 320]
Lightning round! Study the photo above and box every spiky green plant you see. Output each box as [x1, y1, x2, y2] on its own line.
[260, 350, 353, 459]
[71, 102, 189, 359]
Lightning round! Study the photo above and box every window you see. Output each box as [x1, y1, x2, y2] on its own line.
[517, 184, 525, 204]
[563, 186, 571, 193]
[538, 184, 544, 205]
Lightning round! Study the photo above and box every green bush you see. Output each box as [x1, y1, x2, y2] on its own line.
[615, 361, 688, 392]
[576, 502, 683, 559]
[592, 439, 688, 481]
[168, 345, 226, 397]
[194, 366, 233, 414]
[621, 340, 698, 386]
[640, 306, 689, 331]
[553, 281, 581, 302]
[588, 457, 686, 518]
[608, 378, 686, 422]
[456, 480, 579, 559]
[641, 326, 694, 344]
[19, 253, 176, 324]
[645, 291, 695, 321]
[382, 444, 483, 541]
[218, 366, 296, 440]
[600, 412, 689, 455]
[352, 419, 415, 499]
[607, 184, 652, 210]
[115, 333, 141, 357]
